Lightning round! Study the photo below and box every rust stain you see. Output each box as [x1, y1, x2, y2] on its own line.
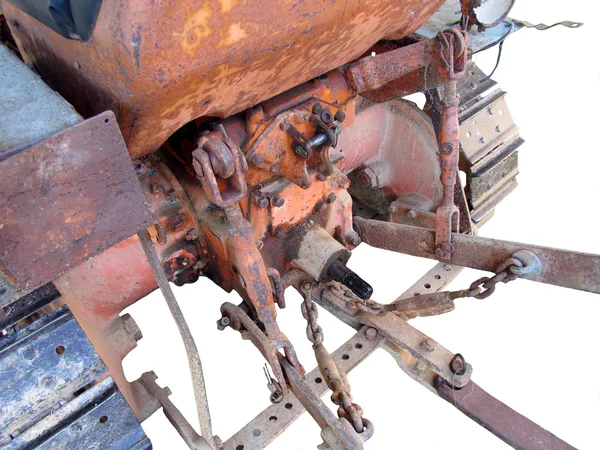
[217, 23, 247, 48]
[181, 3, 213, 57]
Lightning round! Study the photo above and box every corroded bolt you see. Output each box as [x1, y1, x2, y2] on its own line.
[326, 193, 336, 204]
[365, 328, 378, 340]
[272, 195, 285, 207]
[216, 316, 230, 330]
[312, 102, 323, 114]
[297, 177, 309, 188]
[250, 153, 264, 165]
[274, 227, 287, 239]
[316, 173, 327, 182]
[421, 338, 436, 353]
[185, 229, 199, 241]
[314, 201, 326, 213]
[357, 167, 379, 189]
[334, 110, 346, 123]
[41, 376, 55, 388]
[302, 281, 313, 292]
[151, 183, 164, 194]
[122, 313, 143, 341]
[407, 210, 417, 219]
[320, 109, 334, 124]
[349, 234, 361, 246]
[443, 264, 452, 272]
[270, 163, 281, 173]
[252, 192, 269, 208]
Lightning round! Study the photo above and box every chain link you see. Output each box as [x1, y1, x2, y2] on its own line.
[300, 284, 324, 345]
[300, 281, 367, 434]
[328, 282, 386, 315]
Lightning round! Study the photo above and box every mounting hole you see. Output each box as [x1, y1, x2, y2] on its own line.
[466, 131, 472, 138]
[99, 416, 108, 424]
[236, 445, 244, 450]
[501, 171, 507, 178]
[285, 403, 293, 409]
[434, 275, 441, 280]
[55, 345, 65, 355]
[253, 429, 261, 437]
[342, 354, 350, 360]
[486, 183, 492, 191]
[269, 416, 278, 422]
[315, 377, 323, 384]
[355, 343, 363, 349]
[424, 283, 431, 289]
[104, 118, 109, 123]
[413, 292, 421, 296]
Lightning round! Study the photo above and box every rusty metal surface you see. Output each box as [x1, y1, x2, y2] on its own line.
[354, 218, 600, 294]
[3, 0, 445, 159]
[0, 111, 153, 302]
[437, 379, 576, 450]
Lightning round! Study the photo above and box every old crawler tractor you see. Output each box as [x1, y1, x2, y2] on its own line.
[0, 0, 594, 449]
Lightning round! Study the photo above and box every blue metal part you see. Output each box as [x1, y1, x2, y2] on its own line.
[0, 305, 151, 449]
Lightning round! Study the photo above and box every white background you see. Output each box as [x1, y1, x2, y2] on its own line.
[122, 1, 600, 448]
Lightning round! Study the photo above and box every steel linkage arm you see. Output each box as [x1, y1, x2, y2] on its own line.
[354, 217, 600, 294]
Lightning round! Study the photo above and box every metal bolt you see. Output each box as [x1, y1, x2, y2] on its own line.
[252, 192, 269, 208]
[272, 195, 285, 207]
[312, 102, 323, 114]
[349, 234, 361, 246]
[443, 264, 452, 271]
[250, 154, 264, 165]
[302, 281, 313, 292]
[41, 376, 55, 388]
[357, 167, 379, 189]
[185, 229, 199, 241]
[316, 173, 327, 182]
[216, 316, 230, 330]
[320, 109, 334, 124]
[293, 144, 309, 159]
[407, 210, 417, 219]
[270, 163, 281, 173]
[151, 183, 164, 194]
[421, 338, 436, 353]
[23, 348, 36, 361]
[122, 314, 143, 341]
[326, 193, 336, 204]
[296, 177, 309, 188]
[314, 201, 326, 213]
[334, 110, 346, 123]
[365, 328, 378, 340]
[479, 137, 486, 144]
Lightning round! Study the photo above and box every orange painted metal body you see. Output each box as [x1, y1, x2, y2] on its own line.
[3, 0, 445, 159]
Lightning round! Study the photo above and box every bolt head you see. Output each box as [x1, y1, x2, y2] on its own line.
[421, 338, 435, 353]
[326, 193, 336, 204]
[407, 210, 417, 219]
[316, 173, 327, 182]
[365, 327, 378, 340]
[272, 195, 285, 207]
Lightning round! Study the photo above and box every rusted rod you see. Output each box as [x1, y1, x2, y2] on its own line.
[354, 218, 600, 294]
[138, 230, 215, 448]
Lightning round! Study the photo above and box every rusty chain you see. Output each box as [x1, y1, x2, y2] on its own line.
[300, 281, 368, 434]
[388, 255, 530, 317]
[327, 282, 385, 316]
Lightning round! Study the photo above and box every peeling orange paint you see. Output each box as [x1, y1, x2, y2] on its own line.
[181, 3, 213, 57]
[217, 23, 247, 48]
[220, 0, 237, 14]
